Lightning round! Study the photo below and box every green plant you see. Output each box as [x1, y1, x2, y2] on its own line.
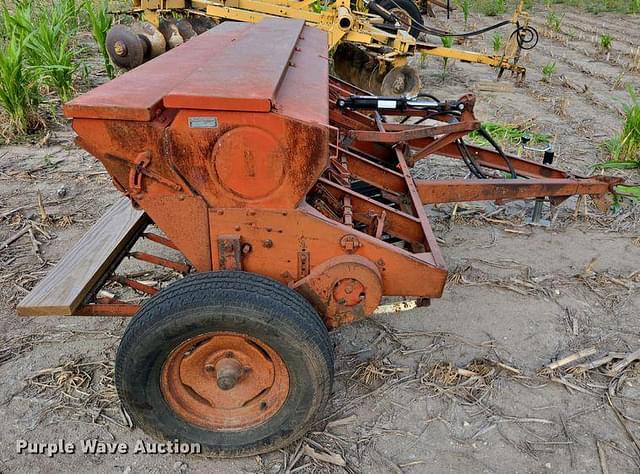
[546, 11, 563, 32]
[477, 0, 505, 16]
[85, 0, 114, 79]
[0, 35, 42, 136]
[468, 121, 550, 147]
[458, 0, 471, 27]
[617, 87, 640, 161]
[492, 32, 502, 54]
[1, 0, 33, 41]
[542, 61, 556, 80]
[441, 35, 453, 72]
[26, 12, 79, 102]
[599, 33, 613, 52]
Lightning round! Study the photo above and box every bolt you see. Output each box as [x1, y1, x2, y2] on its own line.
[215, 357, 243, 391]
[377, 258, 385, 266]
[114, 40, 127, 57]
[205, 364, 215, 373]
[263, 239, 273, 248]
[242, 243, 252, 254]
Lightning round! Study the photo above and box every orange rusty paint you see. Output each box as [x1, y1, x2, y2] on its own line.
[56, 19, 620, 327]
[161, 332, 289, 431]
[293, 255, 383, 329]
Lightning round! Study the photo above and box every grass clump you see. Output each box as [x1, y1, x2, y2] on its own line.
[599, 34, 613, 53]
[604, 87, 640, 162]
[0, 35, 42, 136]
[85, 0, 115, 79]
[0, 0, 82, 139]
[457, 0, 471, 27]
[441, 35, 453, 72]
[468, 121, 550, 147]
[26, 6, 79, 102]
[492, 32, 502, 54]
[542, 61, 556, 81]
[545, 11, 563, 32]
[476, 0, 505, 16]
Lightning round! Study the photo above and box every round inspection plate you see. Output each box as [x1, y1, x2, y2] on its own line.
[211, 126, 285, 201]
[161, 331, 290, 431]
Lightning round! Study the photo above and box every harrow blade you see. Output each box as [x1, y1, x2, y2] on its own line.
[332, 43, 420, 97]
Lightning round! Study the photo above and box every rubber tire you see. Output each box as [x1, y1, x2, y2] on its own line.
[115, 271, 334, 457]
[378, 0, 424, 38]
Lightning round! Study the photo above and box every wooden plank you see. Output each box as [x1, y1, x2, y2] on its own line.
[17, 198, 147, 316]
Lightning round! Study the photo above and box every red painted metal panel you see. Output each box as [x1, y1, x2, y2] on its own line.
[273, 25, 329, 126]
[64, 22, 252, 121]
[163, 18, 305, 113]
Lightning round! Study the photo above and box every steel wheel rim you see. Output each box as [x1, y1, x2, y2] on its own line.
[161, 331, 290, 431]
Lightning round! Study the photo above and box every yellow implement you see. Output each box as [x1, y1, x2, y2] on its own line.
[108, 0, 536, 95]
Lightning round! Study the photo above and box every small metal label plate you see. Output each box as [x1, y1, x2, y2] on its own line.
[188, 117, 219, 129]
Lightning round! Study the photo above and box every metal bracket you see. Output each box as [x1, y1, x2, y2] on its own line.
[526, 198, 551, 227]
[217, 234, 242, 270]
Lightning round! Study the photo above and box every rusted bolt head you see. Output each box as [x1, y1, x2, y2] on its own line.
[215, 357, 243, 391]
[263, 239, 273, 248]
[242, 243, 252, 254]
[340, 234, 361, 253]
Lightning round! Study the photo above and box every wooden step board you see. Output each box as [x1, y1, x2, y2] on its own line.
[17, 198, 148, 316]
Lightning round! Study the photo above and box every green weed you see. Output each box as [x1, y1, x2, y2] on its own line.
[458, 0, 471, 27]
[85, 0, 114, 79]
[441, 35, 453, 72]
[492, 32, 502, 54]
[546, 11, 563, 33]
[27, 15, 79, 102]
[0, 35, 42, 136]
[468, 121, 550, 147]
[599, 34, 613, 52]
[542, 62, 556, 80]
[476, 0, 505, 16]
[615, 87, 640, 161]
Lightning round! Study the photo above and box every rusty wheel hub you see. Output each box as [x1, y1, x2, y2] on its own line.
[161, 332, 289, 430]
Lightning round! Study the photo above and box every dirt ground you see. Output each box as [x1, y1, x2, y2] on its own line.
[1, 4, 639, 473]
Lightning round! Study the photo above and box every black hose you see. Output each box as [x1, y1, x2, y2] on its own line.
[478, 127, 517, 178]
[457, 138, 486, 178]
[380, 0, 538, 46]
